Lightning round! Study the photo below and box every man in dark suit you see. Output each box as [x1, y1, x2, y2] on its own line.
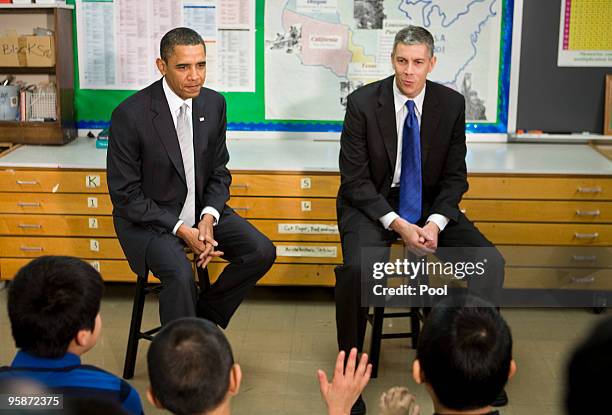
[107, 27, 275, 328]
[336, 26, 505, 414]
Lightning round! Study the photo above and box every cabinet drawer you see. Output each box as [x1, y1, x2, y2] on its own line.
[231, 174, 339, 197]
[0, 259, 336, 286]
[209, 262, 335, 286]
[0, 258, 155, 282]
[0, 214, 116, 237]
[465, 176, 612, 200]
[248, 220, 339, 242]
[0, 193, 113, 215]
[230, 197, 336, 220]
[461, 200, 611, 222]
[0, 237, 125, 259]
[0, 169, 107, 193]
[476, 223, 612, 245]
[504, 267, 612, 290]
[499, 246, 612, 268]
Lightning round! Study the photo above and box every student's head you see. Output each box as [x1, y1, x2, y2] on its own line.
[8, 256, 104, 358]
[156, 27, 207, 100]
[391, 25, 436, 98]
[147, 317, 241, 415]
[413, 295, 515, 411]
[565, 316, 612, 414]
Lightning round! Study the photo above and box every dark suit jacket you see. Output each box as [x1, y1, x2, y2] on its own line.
[107, 79, 231, 276]
[337, 76, 468, 227]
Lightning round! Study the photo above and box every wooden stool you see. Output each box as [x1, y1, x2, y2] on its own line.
[367, 241, 424, 378]
[122, 252, 210, 379]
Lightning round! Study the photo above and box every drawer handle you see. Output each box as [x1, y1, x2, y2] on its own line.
[17, 202, 41, 207]
[575, 209, 600, 217]
[230, 184, 249, 190]
[18, 223, 42, 229]
[569, 276, 595, 284]
[16, 180, 39, 185]
[577, 186, 602, 194]
[574, 232, 599, 240]
[233, 207, 249, 211]
[572, 255, 597, 262]
[20, 245, 43, 252]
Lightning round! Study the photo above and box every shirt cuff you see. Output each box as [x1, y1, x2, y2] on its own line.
[172, 219, 184, 235]
[426, 214, 449, 232]
[200, 207, 220, 226]
[380, 212, 400, 230]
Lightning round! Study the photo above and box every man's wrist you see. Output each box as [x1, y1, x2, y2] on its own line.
[201, 213, 215, 224]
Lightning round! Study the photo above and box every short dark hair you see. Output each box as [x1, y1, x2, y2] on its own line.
[148, 318, 234, 415]
[8, 256, 104, 358]
[393, 25, 435, 57]
[416, 295, 512, 410]
[160, 27, 206, 61]
[566, 316, 612, 414]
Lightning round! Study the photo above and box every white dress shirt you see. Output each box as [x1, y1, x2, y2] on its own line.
[379, 77, 449, 232]
[162, 77, 220, 235]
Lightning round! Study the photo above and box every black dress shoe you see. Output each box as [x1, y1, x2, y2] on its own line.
[351, 395, 366, 415]
[491, 389, 508, 407]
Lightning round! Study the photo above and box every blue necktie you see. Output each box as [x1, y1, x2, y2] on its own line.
[398, 100, 422, 223]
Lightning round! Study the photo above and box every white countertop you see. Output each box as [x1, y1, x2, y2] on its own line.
[0, 137, 610, 175]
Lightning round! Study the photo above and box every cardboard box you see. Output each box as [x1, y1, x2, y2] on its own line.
[18, 35, 55, 67]
[0, 34, 20, 67]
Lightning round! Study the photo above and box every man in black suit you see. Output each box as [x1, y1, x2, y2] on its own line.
[107, 27, 275, 328]
[336, 26, 505, 414]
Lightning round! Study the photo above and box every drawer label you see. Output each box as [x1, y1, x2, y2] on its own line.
[278, 223, 339, 234]
[276, 245, 337, 258]
[86, 175, 101, 188]
[88, 218, 98, 229]
[90, 239, 100, 252]
[87, 197, 98, 208]
[301, 201, 312, 211]
[89, 261, 101, 272]
[300, 177, 311, 189]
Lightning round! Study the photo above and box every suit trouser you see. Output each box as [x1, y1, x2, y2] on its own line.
[335, 204, 505, 353]
[145, 207, 276, 327]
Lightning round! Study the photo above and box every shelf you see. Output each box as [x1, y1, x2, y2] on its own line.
[0, 66, 55, 74]
[0, 4, 73, 10]
[0, 121, 58, 126]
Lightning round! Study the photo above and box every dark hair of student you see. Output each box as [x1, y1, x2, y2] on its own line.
[8, 256, 104, 358]
[148, 317, 234, 415]
[416, 295, 513, 409]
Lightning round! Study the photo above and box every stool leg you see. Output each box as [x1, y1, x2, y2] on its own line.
[369, 307, 385, 379]
[123, 275, 146, 379]
[410, 308, 420, 348]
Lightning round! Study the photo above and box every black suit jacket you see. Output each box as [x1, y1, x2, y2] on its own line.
[337, 76, 468, 227]
[107, 79, 231, 276]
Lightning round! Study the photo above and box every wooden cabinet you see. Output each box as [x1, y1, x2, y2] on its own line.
[1, 165, 611, 294]
[0, 5, 76, 144]
[465, 175, 612, 290]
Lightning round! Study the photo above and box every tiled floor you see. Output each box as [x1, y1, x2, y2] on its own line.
[0, 282, 606, 415]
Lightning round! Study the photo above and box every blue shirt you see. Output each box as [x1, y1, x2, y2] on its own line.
[0, 351, 143, 415]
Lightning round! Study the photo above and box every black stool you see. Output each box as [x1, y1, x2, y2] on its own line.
[366, 241, 426, 378]
[367, 306, 423, 378]
[122, 259, 210, 380]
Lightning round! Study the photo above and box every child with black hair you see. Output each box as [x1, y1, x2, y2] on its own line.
[0, 256, 143, 415]
[412, 295, 516, 415]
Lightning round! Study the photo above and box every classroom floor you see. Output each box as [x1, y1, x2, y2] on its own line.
[0, 282, 605, 415]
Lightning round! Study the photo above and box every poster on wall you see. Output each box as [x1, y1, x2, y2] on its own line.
[557, 0, 612, 67]
[76, 0, 256, 91]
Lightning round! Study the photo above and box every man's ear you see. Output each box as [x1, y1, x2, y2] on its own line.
[412, 359, 424, 384]
[508, 359, 517, 380]
[74, 328, 91, 348]
[228, 363, 242, 396]
[147, 386, 165, 409]
[156, 58, 167, 76]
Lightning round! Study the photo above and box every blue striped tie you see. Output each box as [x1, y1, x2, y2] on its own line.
[398, 100, 422, 223]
